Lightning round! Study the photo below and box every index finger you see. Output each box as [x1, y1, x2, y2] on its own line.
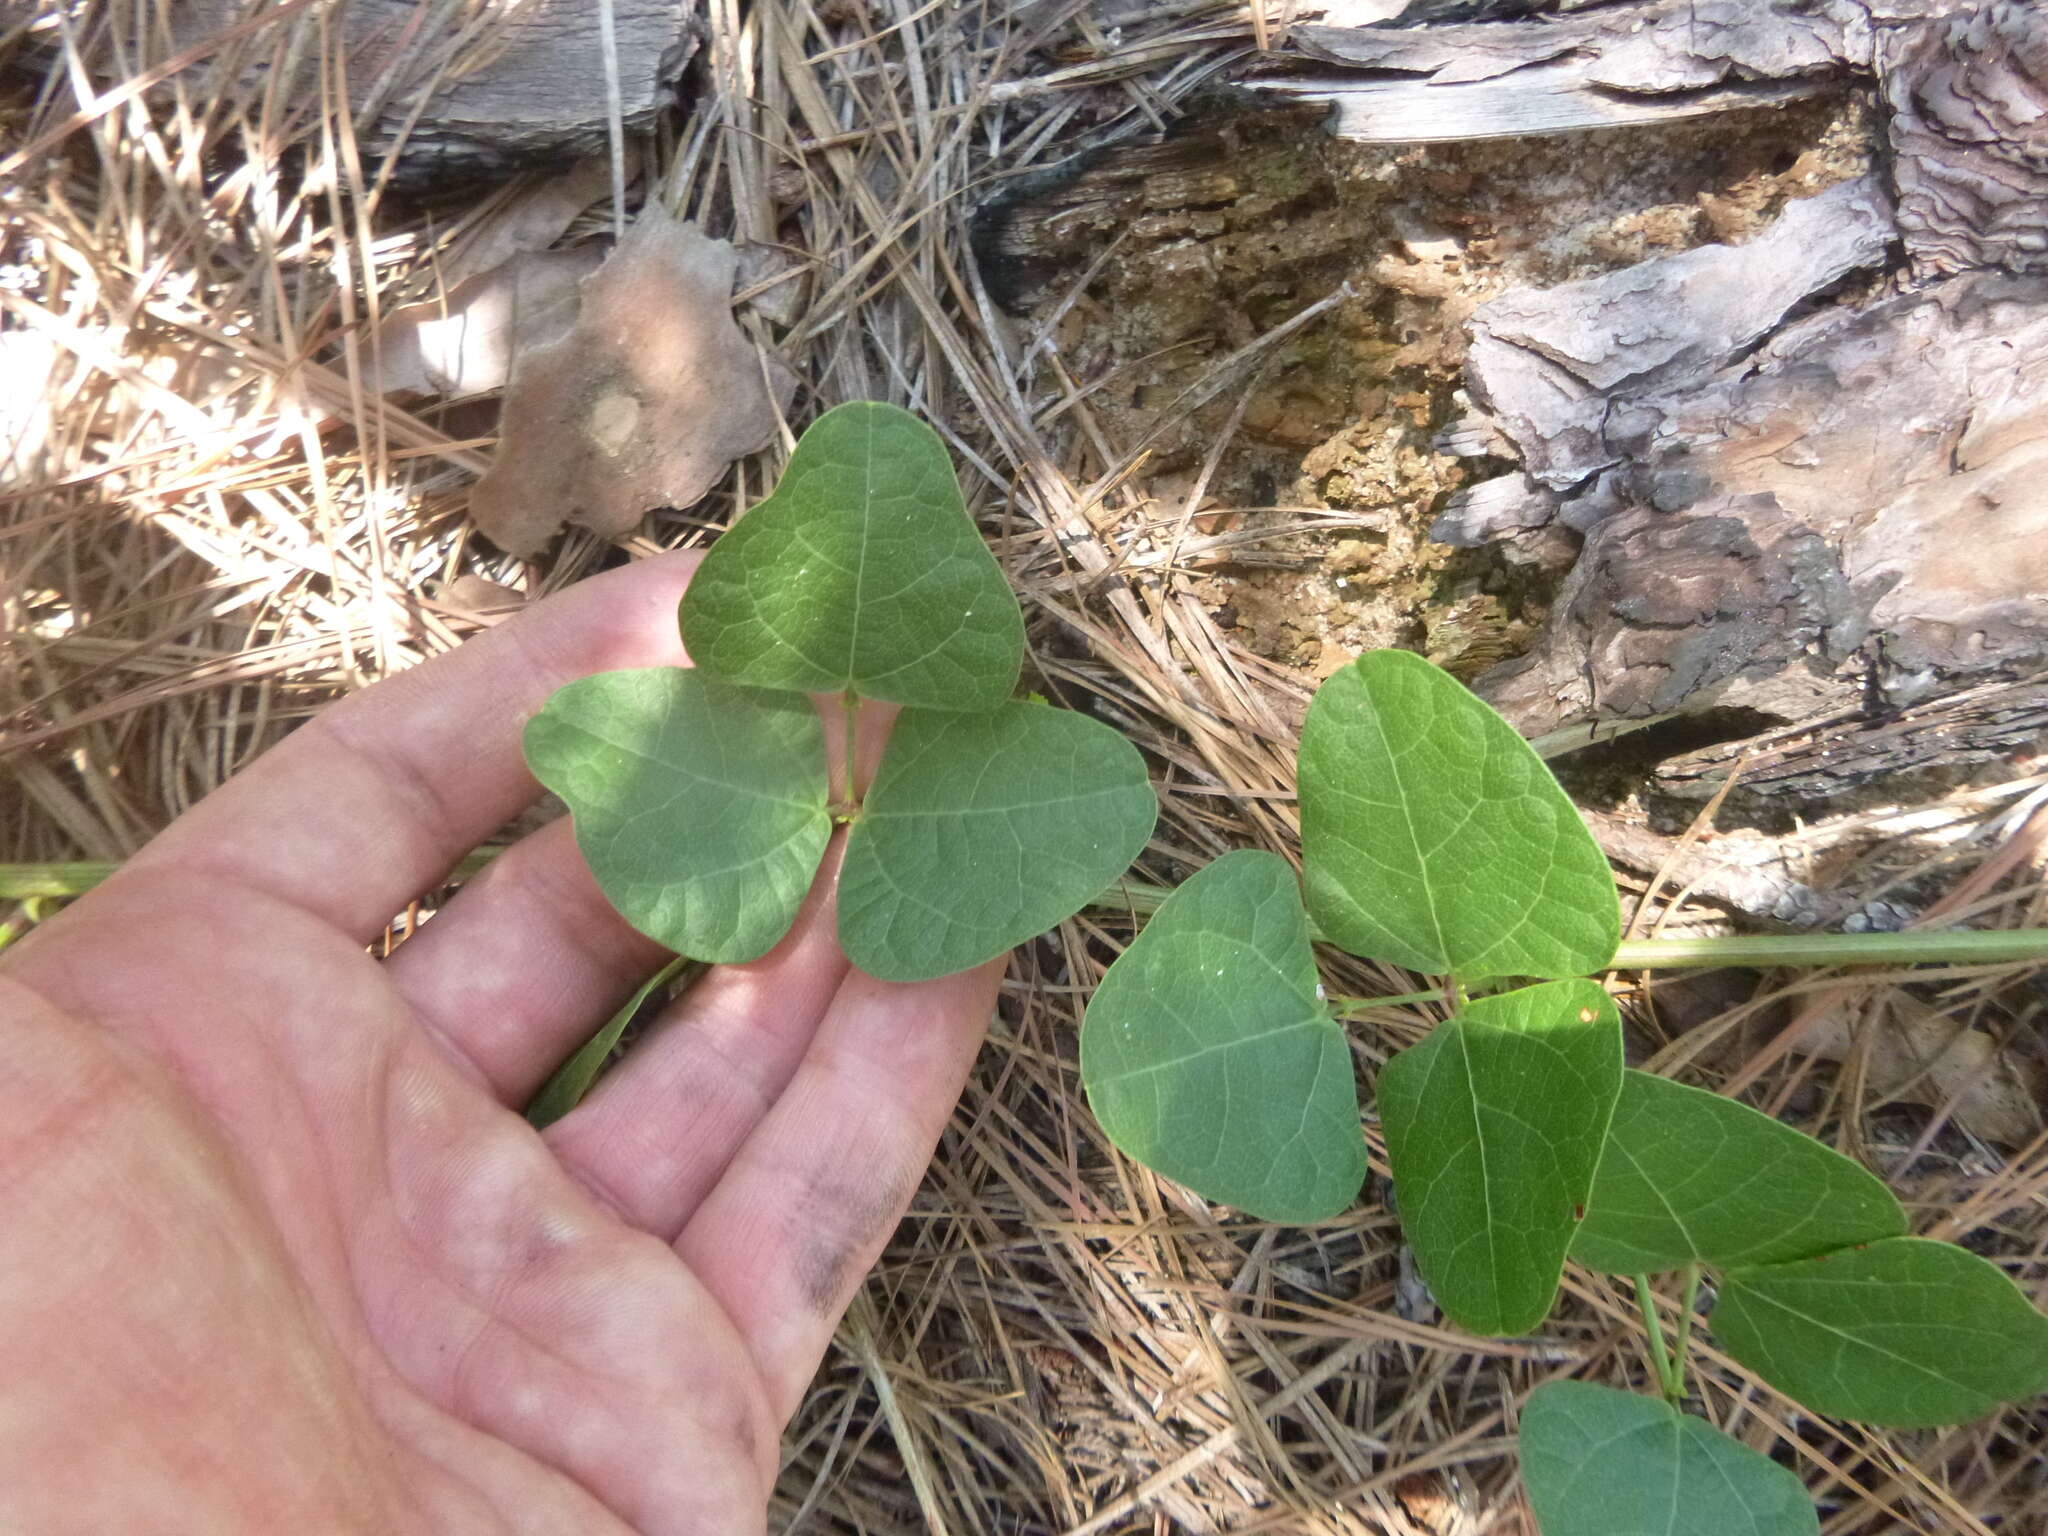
[117, 553, 702, 942]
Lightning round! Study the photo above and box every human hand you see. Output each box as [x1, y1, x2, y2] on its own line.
[0, 553, 1003, 1535]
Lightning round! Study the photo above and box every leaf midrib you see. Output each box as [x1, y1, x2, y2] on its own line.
[1358, 677, 1452, 970]
[554, 719, 825, 812]
[843, 406, 874, 691]
[1450, 1022, 1505, 1315]
[1728, 1275, 2001, 1394]
[1092, 1012, 1331, 1088]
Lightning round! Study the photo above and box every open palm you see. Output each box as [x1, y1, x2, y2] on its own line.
[0, 554, 1001, 1534]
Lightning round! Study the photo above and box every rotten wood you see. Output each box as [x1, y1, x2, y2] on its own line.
[970, 125, 1327, 312]
[1472, 268, 2048, 736]
[1269, 0, 2048, 754]
[1882, 0, 2048, 276]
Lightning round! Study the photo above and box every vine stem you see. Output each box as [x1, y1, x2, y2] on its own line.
[827, 692, 860, 823]
[1633, 1274, 1684, 1404]
[1328, 988, 1452, 1014]
[1080, 881, 2048, 970]
[9, 863, 2048, 971]
[1634, 1270, 1701, 1405]
[1671, 1264, 1701, 1397]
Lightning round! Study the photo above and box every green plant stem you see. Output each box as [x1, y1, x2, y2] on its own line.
[1634, 1273, 1685, 1404]
[1670, 1263, 1701, 1401]
[1084, 880, 2048, 969]
[525, 954, 698, 1127]
[12, 859, 2048, 971]
[1607, 931, 2048, 967]
[1329, 988, 1452, 1013]
[827, 692, 860, 819]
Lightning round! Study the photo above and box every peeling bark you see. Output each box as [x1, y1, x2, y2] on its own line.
[1475, 270, 2048, 734]
[1277, 0, 2048, 751]
[1441, 177, 1896, 504]
[1882, 0, 2048, 275]
[1256, 0, 1870, 140]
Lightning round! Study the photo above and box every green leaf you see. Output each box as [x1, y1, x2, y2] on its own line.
[680, 401, 1024, 710]
[838, 700, 1156, 981]
[524, 668, 831, 963]
[1522, 1381, 1817, 1536]
[1299, 650, 1620, 981]
[1571, 1072, 1906, 1275]
[526, 956, 696, 1129]
[1080, 850, 1367, 1223]
[1379, 981, 1622, 1334]
[1715, 1237, 2048, 1427]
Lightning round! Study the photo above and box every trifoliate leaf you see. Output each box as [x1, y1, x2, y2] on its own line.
[1081, 850, 1368, 1223]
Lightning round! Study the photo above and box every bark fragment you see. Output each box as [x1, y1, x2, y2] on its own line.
[1444, 177, 1895, 502]
[1258, 0, 1871, 141]
[1474, 271, 2048, 734]
[178, 2, 698, 184]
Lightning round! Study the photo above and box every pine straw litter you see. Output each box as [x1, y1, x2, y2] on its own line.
[4, 3, 2047, 1532]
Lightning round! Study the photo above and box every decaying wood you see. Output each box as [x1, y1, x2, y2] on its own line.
[1252, 0, 1869, 141]
[177, 2, 698, 184]
[1275, 0, 2048, 751]
[1472, 268, 2048, 735]
[970, 129, 1322, 312]
[1442, 176, 1895, 502]
[1652, 674, 2048, 804]
[1882, 0, 2048, 275]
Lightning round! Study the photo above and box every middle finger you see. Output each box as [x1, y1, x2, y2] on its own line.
[541, 839, 852, 1239]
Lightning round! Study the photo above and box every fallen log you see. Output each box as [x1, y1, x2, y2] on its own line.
[1274, 0, 2048, 744]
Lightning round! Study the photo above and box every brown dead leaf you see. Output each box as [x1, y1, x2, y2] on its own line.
[469, 203, 793, 556]
[441, 157, 623, 291]
[367, 157, 624, 396]
[1805, 993, 2046, 1147]
[369, 245, 603, 398]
